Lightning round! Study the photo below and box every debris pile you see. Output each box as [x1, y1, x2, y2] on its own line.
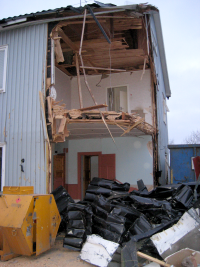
[52, 178, 200, 267]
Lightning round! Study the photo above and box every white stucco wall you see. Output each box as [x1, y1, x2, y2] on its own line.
[71, 70, 152, 124]
[68, 136, 153, 187]
[55, 67, 71, 109]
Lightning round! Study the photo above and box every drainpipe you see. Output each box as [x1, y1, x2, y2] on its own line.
[50, 38, 57, 100]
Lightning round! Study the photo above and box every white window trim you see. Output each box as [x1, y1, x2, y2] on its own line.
[0, 142, 6, 191]
[0, 45, 8, 93]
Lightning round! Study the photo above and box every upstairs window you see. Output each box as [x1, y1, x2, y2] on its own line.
[0, 45, 8, 93]
[107, 86, 128, 113]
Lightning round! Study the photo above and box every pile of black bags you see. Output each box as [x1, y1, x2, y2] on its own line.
[52, 178, 200, 252]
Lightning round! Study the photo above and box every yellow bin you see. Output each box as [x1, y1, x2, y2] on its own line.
[0, 187, 61, 261]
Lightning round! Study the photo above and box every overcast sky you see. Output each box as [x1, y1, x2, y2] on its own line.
[1, 0, 200, 144]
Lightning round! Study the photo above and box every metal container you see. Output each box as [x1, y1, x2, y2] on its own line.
[168, 144, 200, 183]
[0, 186, 61, 261]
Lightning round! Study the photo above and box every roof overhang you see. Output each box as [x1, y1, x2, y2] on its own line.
[150, 11, 171, 98]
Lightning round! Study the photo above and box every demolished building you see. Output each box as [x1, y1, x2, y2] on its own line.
[0, 3, 171, 197]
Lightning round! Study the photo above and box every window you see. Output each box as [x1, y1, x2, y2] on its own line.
[163, 96, 169, 124]
[107, 86, 128, 112]
[0, 143, 6, 191]
[151, 29, 158, 56]
[0, 45, 8, 93]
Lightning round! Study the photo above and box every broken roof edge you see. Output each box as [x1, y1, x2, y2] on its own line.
[0, 3, 158, 30]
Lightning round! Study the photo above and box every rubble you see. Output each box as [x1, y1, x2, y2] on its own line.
[51, 178, 200, 267]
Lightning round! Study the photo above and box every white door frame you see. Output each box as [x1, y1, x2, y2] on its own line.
[0, 142, 6, 191]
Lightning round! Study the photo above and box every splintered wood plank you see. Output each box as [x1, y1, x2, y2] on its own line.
[58, 117, 67, 134]
[46, 96, 53, 122]
[79, 104, 108, 111]
[121, 118, 144, 136]
[52, 117, 56, 135]
[53, 32, 64, 63]
[64, 123, 69, 137]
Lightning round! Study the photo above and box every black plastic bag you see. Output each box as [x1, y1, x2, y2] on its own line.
[92, 203, 108, 219]
[63, 237, 83, 248]
[86, 185, 112, 196]
[173, 185, 194, 208]
[84, 192, 96, 202]
[129, 215, 152, 236]
[68, 219, 85, 229]
[51, 185, 74, 202]
[93, 194, 112, 212]
[90, 177, 130, 191]
[67, 211, 84, 220]
[56, 196, 73, 214]
[93, 225, 122, 243]
[67, 202, 87, 212]
[66, 228, 86, 238]
[111, 205, 141, 221]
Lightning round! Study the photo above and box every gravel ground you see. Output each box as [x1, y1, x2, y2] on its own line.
[0, 239, 94, 267]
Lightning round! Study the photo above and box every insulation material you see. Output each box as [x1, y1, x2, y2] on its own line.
[80, 234, 119, 267]
[165, 248, 200, 267]
[151, 208, 200, 259]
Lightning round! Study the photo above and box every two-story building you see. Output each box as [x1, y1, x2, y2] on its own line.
[0, 3, 171, 199]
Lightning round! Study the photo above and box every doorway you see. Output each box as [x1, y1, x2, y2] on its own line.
[81, 155, 99, 197]
[78, 152, 116, 200]
[53, 153, 65, 190]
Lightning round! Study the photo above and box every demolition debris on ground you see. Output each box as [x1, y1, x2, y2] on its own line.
[51, 178, 200, 267]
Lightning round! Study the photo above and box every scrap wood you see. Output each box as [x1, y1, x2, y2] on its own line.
[121, 118, 145, 136]
[114, 121, 126, 132]
[46, 96, 53, 122]
[68, 109, 82, 119]
[58, 117, 67, 134]
[137, 252, 171, 267]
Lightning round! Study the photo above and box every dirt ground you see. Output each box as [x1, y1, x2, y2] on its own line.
[0, 238, 94, 267]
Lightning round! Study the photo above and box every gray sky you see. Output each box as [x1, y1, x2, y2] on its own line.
[1, 0, 200, 144]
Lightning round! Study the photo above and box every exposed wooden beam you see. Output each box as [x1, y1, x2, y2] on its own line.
[80, 66, 126, 72]
[57, 28, 79, 51]
[85, 59, 98, 74]
[79, 104, 108, 111]
[75, 53, 83, 109]
[57, 19, 107, 27]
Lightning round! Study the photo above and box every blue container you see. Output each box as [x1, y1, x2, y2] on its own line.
[168, 144, 200, 184]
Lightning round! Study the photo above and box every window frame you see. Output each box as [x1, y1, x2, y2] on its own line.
[0, 45, 8, 93]
[0, 142, 6, 191]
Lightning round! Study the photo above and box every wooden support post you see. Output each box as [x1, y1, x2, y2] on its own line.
[75, 53, 83, 109]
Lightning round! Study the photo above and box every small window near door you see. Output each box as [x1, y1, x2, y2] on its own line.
[0, 144, 6, 191]
[0, 147, 2, 191]
[0, 45, 8, 93]
[107, 86, 128, 112]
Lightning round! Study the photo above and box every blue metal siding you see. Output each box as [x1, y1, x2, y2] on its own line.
[0, 24, 48, 194]
[169, 145, 200, 183]
[150, 15, 169, 184]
